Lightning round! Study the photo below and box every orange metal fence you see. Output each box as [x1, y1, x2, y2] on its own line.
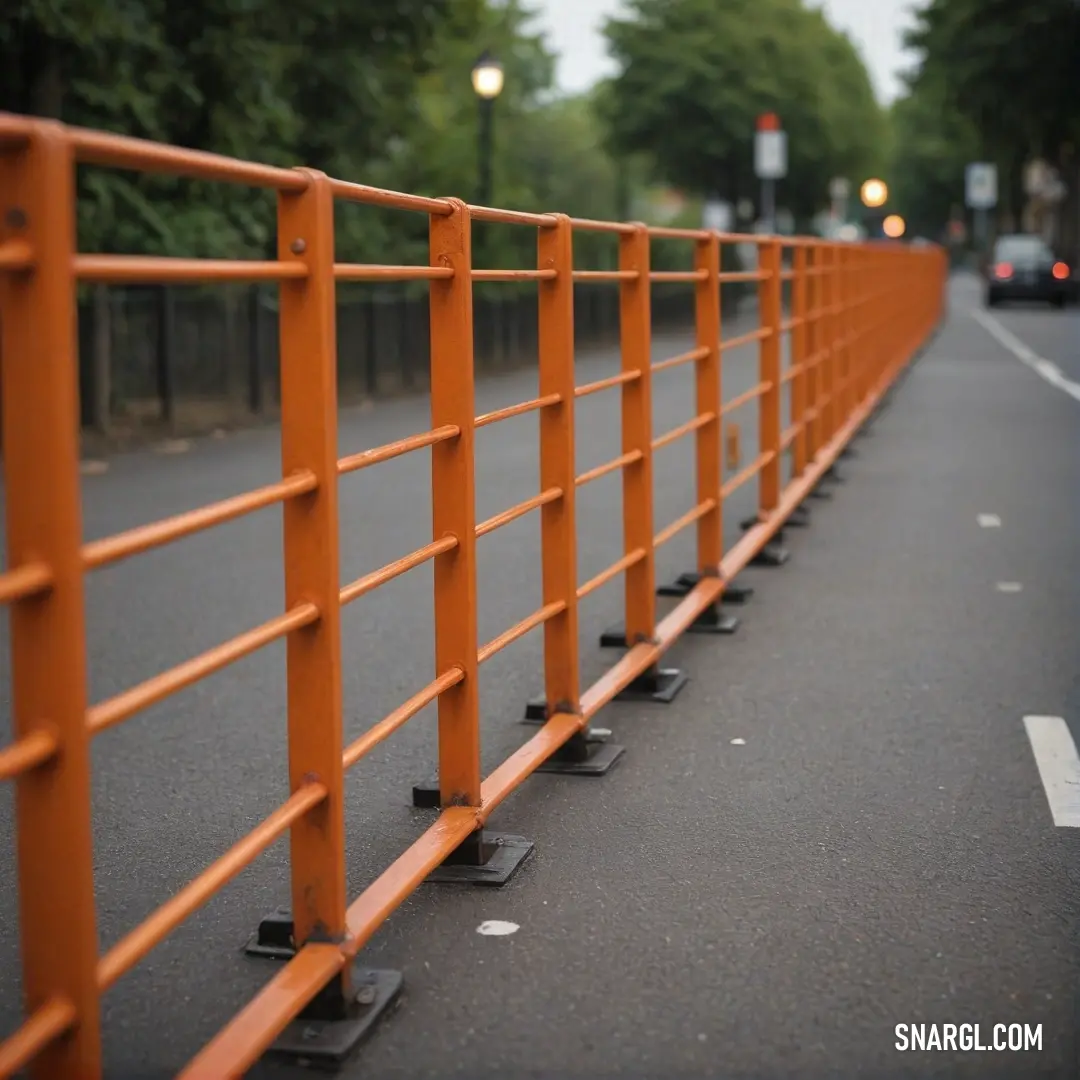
[0, 114, 947, 1079]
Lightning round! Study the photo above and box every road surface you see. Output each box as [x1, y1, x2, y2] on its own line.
[0, 274, 1077, 1078]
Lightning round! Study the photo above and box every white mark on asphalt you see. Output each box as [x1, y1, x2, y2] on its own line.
[977, 514, 1002, 528]
[995, 582, 1023, 593]
[730, 737, 746, 746]
[476, 920, 519, 936]
[970, 309, 1080, 404]
[1022, 716, 1080, 827]
[80, 459, 109, 475]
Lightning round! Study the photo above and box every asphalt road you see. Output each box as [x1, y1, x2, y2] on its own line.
[1, 275, 1078, 1079]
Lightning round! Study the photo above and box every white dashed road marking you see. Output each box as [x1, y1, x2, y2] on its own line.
[476, 920, 519, 936]
[977, 514, 1001, 528]
[995, 582, 1023, 593]
[1023, 716, 1080, 828]
[971, 308, 1080, 404]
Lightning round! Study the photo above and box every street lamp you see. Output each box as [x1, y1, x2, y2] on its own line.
[471, 52, 504, 207]
[860, 178, 888, 209]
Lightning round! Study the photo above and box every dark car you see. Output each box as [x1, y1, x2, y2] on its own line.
[985, 234, 1075, 308]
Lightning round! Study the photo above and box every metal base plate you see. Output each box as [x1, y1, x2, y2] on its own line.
[267, 965, 402, 1069]
[535, 739, 625, 776]
[825, 464, 846, 482]
[657, 571, 700, 598]
[722, 582, 754, 605]
[839, 446, 858, 460]
[808, 486, 833, 500]
[245, 907, 296, 960]
[524, 694, 547, 721]
[411, 776, 441, 809]
[424, 833, 534, 886]
[687, 607, 739, 635]
[787, 505, 811, 528]
[751, 543, 790, 568]
[599, 623, 629, 649]
[614, 666, 688, 704]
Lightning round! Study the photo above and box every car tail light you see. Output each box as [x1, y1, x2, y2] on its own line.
[1052, 262, 1069, 280]
[995, 262, 1013, 279]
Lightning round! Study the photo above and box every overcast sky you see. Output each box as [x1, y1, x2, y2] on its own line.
[531, 0, 920, 105]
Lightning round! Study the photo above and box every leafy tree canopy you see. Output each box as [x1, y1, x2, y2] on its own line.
[600, 0, 886, 222]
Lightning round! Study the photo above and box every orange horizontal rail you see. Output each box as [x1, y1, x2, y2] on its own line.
[476, 393, 561, 429]
[721, 451, 773, 498]
[575, 449, 643, 488]
[338, 424, 459, 475]
[69, 125, 308, 189]
[0, 728, 59, 781]
[74, 255, 306, 283]
[468, 204, 557, 227]
[572, 269, 639, 281]
[96, 782, 327, 992]
[86, 603, 319, 735]
[473, 268, 557, 281]
[569, 217, 636, 234]
[478, 600, 566, 664]
[720, 381, 772, 417]
[721, 325, 773, 351]
[475, 487, 562, 539]
[328, 177, 452, 216]
[653, 345, 710, 373]
[654, 498, 716, 549]
[0, 110, 947, 1080]
[0, 238, 32, 270]
[0, 561, 52, 603]
[649, 269, 708, 282]
[575, 369, 640, 398]
[0, 999, 77, 1079]
[577, 547, 647, 600]
[646, 225, 709, 239]
[339, 536, 458, 608]
[343, 667, 464, 770]
[334, 263, 454, 282]
[652, 411, 715, 452]
[82, 472, 317, 570]
[718, 269, 770, 283]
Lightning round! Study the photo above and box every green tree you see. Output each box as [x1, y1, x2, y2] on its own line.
[600, 0, 886, 222]
[905, 0, 1080, 224]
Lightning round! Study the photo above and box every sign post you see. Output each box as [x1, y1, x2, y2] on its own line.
[965, 162, 998, 255]
[755, 113, 787, 235]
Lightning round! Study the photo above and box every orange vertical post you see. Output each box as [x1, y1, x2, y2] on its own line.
[804, 244, 820, 463]
[618, 224, 657, 646]
[694, 231, 723, 572]
[0, 121, 103, 1079]
[429, 199, 481, 809]
[820, 244, 837, 443]
[537, 214, 581, 723]
[838, 245, 853, 425]
[757, 239, 783, 515]
[791, 243, 809, 477]
[276, 170, 348, 972]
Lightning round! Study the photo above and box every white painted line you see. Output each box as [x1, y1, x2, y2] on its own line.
[476, 920, 519, 936]
[730, 737, 746, 746]
[971, 308, 1080, 404]
[977, 514, 1001, 528]
[1022, 716, 1080, 827]
[995, 582, 1023, 593]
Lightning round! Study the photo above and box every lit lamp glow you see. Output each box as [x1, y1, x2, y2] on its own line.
[883, 214, 906, 239]
[860, 179, 888, 208]
[471, 53, 504, 100]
